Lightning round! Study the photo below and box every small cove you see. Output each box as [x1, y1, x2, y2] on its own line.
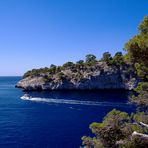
[0, 77, 136, 148]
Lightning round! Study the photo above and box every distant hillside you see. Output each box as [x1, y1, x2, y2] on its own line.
[16, 52, 139, 91]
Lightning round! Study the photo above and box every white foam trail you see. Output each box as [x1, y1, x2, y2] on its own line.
[20, 96, 128, 107]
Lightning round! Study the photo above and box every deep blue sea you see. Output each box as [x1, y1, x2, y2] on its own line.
[0, 77, 135, 148]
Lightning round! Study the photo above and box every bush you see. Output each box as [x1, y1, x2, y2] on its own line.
[63, 62, 75, 68]
[57, 72, 65, 80]
[101, 52, 112, 64]
[76, 60, 84, 65]
[85, 54, 97, 63]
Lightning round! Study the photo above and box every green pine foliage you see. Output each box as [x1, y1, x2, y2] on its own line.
[81, 16, 148, 148]
[124, 16, 148, 107]
[81, 109, 148, 148]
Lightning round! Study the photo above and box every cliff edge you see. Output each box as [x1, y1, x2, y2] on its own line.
[16, 61, 138, 91]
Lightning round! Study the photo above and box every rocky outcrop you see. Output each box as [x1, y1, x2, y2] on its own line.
[16, 62, 139, 91]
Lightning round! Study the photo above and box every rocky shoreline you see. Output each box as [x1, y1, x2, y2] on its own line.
[16, 62, 139, 91]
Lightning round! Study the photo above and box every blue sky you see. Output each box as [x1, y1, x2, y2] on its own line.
[0, 0, 147, 76]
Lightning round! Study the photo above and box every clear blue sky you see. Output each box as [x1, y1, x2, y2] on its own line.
[0, 0, 147, 76]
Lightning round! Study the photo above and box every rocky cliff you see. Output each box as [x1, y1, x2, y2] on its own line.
[16, 62, 139, 91]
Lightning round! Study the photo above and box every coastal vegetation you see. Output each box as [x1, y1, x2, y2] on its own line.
[25, 47, 131, 76]
[81, 16, 148, 148]
[23, 52, 126, 80]
[22, 51, 136, 86]
[81, 110, 148, 148]
[125, 16, 148, 108]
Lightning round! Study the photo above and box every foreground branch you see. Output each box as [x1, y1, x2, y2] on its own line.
[139, 122, 148, 128]
[132, 131, 148, 138]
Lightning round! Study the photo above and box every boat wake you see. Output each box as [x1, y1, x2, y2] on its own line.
[20, 96, 129, 107]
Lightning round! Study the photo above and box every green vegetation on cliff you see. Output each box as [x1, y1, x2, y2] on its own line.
[23, 52, 131, 81]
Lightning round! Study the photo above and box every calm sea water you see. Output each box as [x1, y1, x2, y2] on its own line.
[0, 77, 135, 148]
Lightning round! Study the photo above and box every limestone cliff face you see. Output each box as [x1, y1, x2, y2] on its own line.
[16, 62, 139, 91]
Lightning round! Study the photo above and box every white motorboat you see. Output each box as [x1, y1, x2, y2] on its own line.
[21, 94, 32, 100]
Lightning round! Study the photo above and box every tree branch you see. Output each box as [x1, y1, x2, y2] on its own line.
[139, 122, 148, 128]
[132, 131, 148, 138]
